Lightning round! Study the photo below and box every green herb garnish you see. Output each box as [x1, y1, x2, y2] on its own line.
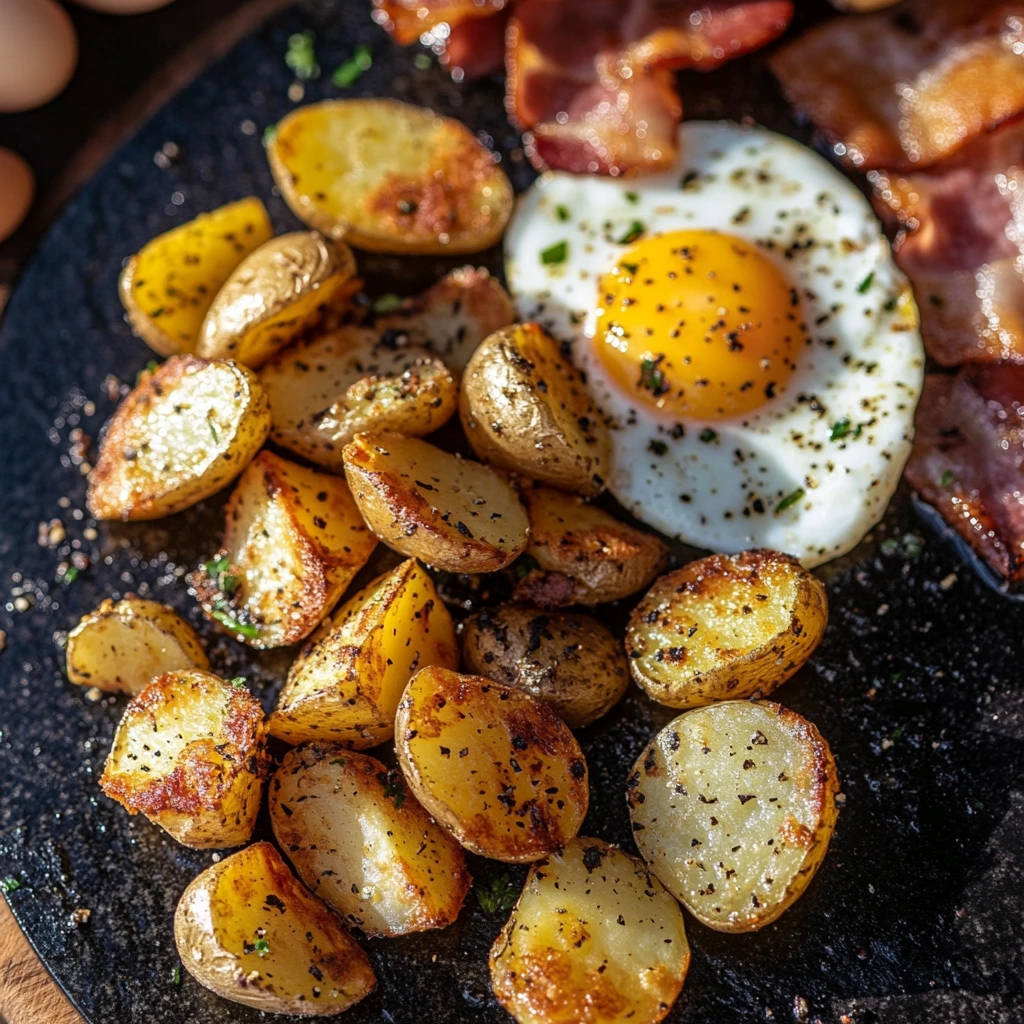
[647, 439, 668, 456]
[208, 419, 219, 444]
[638, 356, 668, 396]
[555, 204, 570, 222]
[617, 220, 645, 245]
[230, 677, 248, 689]
[332, 45, 372, 87]
[262, 123, 277, 147]
[136, 360, 160, 385]
[329, 757, 346, 766]
[830, 419, 851, 441]
[477, 872, 519, 914]
[625, 191, 639, 204]
[285, 30, 320, 81]
[372, 293, 403, 314]
[253, 938, 271, 957]
[775, 488, 806, 514]
[2, 876, 22, 894]
[62, 566, 79, 585]
[211, 608, 260, 640]
[171, 964, 181, 986]
[880, 537, 899, 556]
[413, 52, 432, 70]
[856, 271, 874, 294]
[378, 769, 406, 809]
[620, 261, 639, 276]
[680, 170, 699, 190]
[699, 428, 717, 444]
[890, 726, 904, 741]
[514, 554, 539, 580]
[940, 469, 954, 487]
[540, 240, 568, 265]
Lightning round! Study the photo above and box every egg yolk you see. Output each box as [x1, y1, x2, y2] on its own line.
[593, 230, 806, 420]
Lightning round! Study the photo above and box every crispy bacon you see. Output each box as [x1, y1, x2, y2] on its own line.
[440, 7, 510, 79]
[906, 366, 1024, 583]
[510, 0, 793, 175]
[770, 1, 1024, 172]
[372, 0, 507, 46]
[870, 119, 1024, 366]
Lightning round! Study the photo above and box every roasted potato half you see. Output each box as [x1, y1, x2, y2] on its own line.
[627, 700, 840, 933]
[66, 597, 208, 694]
[268, 99, 513, 255]
[461, 603, 629, 728]
[267, 558, 457, 747]
[260, 326, 458, 470]
[343, 431, 529, 572]
[190, 450, 376, 648]
[513, 484, 669, 608]
[174, 841, 376, 1016]
[460, 323, 610, 496]
[196, 232, 358, 368]
[87, 355, 270, 521]
[119, 197, 273, 357]
[99, 670, 269, 848]
[269, 744, 471, 937]
[625, 550, 828, 709]
[395, 667, 589, 862]
[490, 837, 690, 1024]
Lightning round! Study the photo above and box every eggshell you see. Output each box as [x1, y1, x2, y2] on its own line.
[0, 0, 78, 113]
[0, 149, 35, 243]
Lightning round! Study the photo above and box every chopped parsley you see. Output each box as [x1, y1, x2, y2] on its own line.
[775, 488, 806, 514]
[413, 52, 432, 70]
[136, 360, 160, 385]
[262, 123, 277, 147]
[830, 418, 851, 441]
[638, 355, 669, 396]
[890, 726, 905, 741]
[880, 534, 923, 560]
[378, 769, 406, 809]
[619, 261, 639, 276]
[253, 938, 271, 957]
[477, 872, 519, 914]
[372, 293, 404, 313]
[856, 271, 874, 294]
[540, 240, 568, 265]
[211, 608, 260, 640]
[2, 876, 21, 894]
[880, 537, 899, 556]
[329, 757, 346, 766]
[230, 677, 248, 689]
[171, 964, 181, 986]
[699, 428, 717, 444]
[940, 469, 955, 487]
[647, 439, 668, 456]
[332, 45, 372, 87]
[204, 554, 240, 596]
[625, 191, 639, 204]
[617, 220, 645, 245]
[208, 419, 219, 444]
[285, 30, 320, 81]
[62, 566, 79, 585]
[514, 553, 539, 580]
[883, 296, 898, 312]
[555, 204, 570, 222]
[680, 170, 699, 190]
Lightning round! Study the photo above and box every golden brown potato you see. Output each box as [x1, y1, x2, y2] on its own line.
[260, 326, 458, 470]
[460, 323, 610, 496]
[99, 670, 268, 848]
[267, 558, 458, 747]
[343, 431, 529, 573]
[66, 597, 208, 694]
[513, 484, 669, 608]
[395, 667, 589, 862]
[86, 355, 270, 521]
[625, 550, 828, 709]
[460, 603, 629, 728]
[627, 700, 839, 933]
[189, 450, 376, 648]
[174, 841, 376, 1016]
[196, 232, 358, 368]
[374, 265, 515, 371]
[267, 99, 513, 255]
[119, 197, 273, 357]
[269, 744, 471, 937]
[490, 837, 690, 1024]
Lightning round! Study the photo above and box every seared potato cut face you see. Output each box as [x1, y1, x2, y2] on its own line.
[174, 841, 376, 1016]
[395, 667, 589, 862]
[86, 355, 270, 521]
[374, 265, 515, 371]
[196, 232, 358, 368]
[513, 484, 669, 608]
[461, 323, 610, 497]
[260, 326, 458, 470]
[343, 431, 529, 573]
[490, 837, 690, 1024]
[66, 597, 208, 694]
[268, 559, 457, 747]
[268, 99, 513, 255]
[99, 670, 268, 849]
[269, 744, 471, 937]
[627, 700, 839, 932]
[461, 604, 629, 728]
[119, 197, 273, 357]
[625, 550, 827, 709]
[190, 450, 376, 648]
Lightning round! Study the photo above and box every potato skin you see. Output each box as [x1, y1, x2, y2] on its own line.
[513, 484, 669, 607]
[343, 431, 529, 573]
[460, 323, 610, 496]
[627, 701, 839, 932]
[625, 550, 828, 709]
[87, 355, 270, 521]
[395, 667, 589, 862]
[268, 99, 513, 255]
[267, 559, 458, 748]
[118, 197, 273, 357]
[460, 603, 629, 728]
[490, 837, 690, 1024]
[174, 841, 376, 1016]
[66, 597, 208, 694]
[196, 231, 358, 368]
[99, 670, 269, 848]
[269, 744, 471, 937]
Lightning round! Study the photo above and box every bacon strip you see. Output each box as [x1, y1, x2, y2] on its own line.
[510, 0, 793, 175]
[440, 7, 510, 79]
[871, 119, 1024, 366]
[770, 1, 1024, 172]
[905, 366, 1024, 583]
[372, 0, 507, 46]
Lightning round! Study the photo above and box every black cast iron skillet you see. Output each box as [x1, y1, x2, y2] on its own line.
[1, 2, 1022, 1022]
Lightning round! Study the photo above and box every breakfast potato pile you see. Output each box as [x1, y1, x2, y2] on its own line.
[73, 96, 842, 1021]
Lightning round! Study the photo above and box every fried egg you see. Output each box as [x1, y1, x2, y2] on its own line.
[504, 121, 924, 567]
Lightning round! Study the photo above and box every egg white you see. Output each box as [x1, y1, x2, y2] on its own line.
[504, 121, 925, 567]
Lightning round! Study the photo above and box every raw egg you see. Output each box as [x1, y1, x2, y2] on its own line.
[0, 0, 78, 113]
[0, 149, 35, 243]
